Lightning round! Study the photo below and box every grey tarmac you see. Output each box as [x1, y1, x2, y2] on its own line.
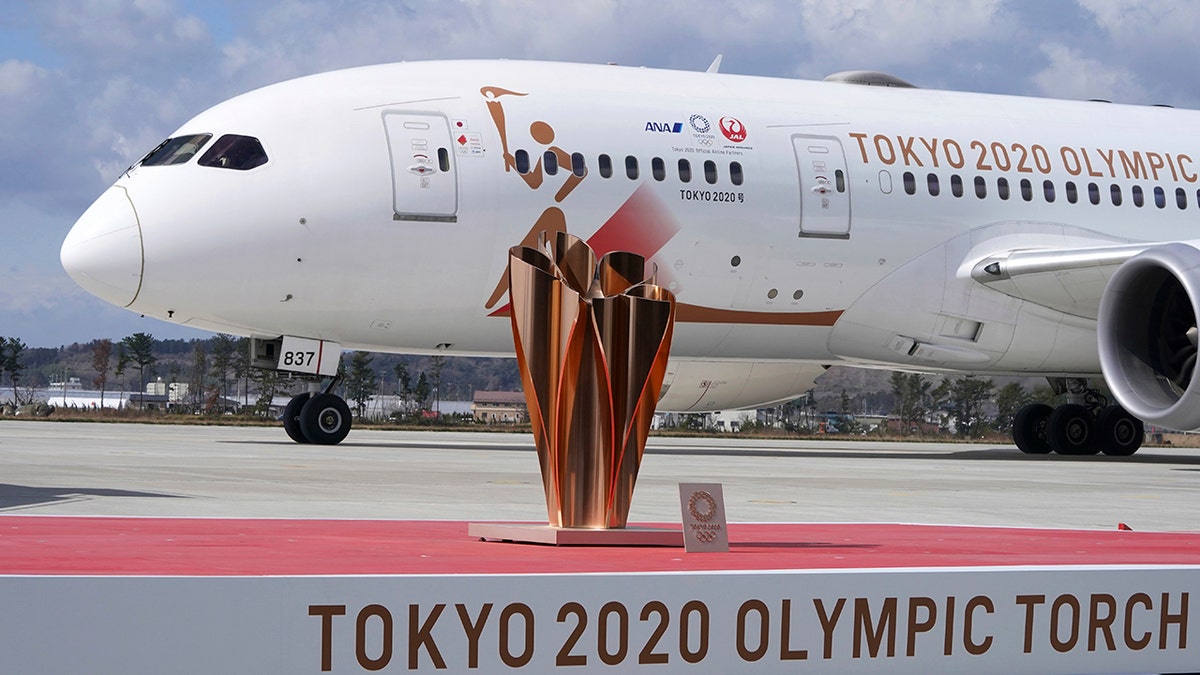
[1, 421, 1197, 531]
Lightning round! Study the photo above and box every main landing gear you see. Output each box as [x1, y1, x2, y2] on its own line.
[281, 376, 352, 445]
[1012, 378, 1144, 456]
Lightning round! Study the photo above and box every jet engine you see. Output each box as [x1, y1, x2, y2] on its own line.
[1098, 242, 1200, 431]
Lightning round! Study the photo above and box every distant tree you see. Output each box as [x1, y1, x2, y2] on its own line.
[0, 337, 9, 400]
[91, 339, 113, 407]
[3, 337, 28, 403]
[889, 372, 936, 436]
[993, 382, 1033, 433]
[430, 354, 446, 413]
[937, 376, 995, 438]
[114, 343, 128, 396]
[250, 367, 280, 418]
[189, 342, 208, 411]
[232, 337, 250, 406]
[120, 333, 156, 394]
[394, 359, 413, 415]
[345, 351, 377, 417]
[413, 372, 432, 410]
[209, 334, 236, 407]
[837, 389, 860, 433]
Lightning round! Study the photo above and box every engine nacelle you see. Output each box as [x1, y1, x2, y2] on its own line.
[1098, 243, 1200, 431]
[657, 360, 827, 412]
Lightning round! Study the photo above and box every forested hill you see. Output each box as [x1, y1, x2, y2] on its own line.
[1, 334, 522, 402]
[3, 333, 1048, 435]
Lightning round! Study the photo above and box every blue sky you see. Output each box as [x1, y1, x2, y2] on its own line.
[3, 0, 1200, 347]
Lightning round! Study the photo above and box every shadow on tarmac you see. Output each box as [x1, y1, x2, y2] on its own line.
[231, 437, 1200, 466]
[646, 445, 1200, 466]
[0, 483, 181, 511]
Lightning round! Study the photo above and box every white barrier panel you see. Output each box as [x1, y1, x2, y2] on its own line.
[1, 566, 1196, 674]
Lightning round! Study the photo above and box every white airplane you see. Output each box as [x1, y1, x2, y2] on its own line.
[61, 59, 1200, 453]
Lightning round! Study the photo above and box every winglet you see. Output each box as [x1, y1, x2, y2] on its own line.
[706, 54, 723, 74]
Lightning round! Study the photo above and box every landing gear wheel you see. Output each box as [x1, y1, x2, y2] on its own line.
[299, 393, 352, 445]
[1013, 403, 1053, 454]
[1096, 405, 1144, 456]
[1047, 404, 1098, 455]
[282, 393, 311, 444]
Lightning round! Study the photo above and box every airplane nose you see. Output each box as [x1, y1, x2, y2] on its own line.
[61, 185, 144, 307]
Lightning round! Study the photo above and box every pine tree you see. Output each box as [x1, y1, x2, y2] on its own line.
[345, 351, 377, 417]
[120, 332, 156, 395]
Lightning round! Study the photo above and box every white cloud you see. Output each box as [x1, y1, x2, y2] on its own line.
[35, 0, 213, 72]
[1030, 42, 1148, 103]
[0, 265, 84, 313]
[1070, 0, 1200, 106]
[792, 0, 1007, 78]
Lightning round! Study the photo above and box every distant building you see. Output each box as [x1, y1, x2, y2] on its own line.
[48, 377, 84, 390]
[146, 377, 189, 403]
[472, 391, 527, 424]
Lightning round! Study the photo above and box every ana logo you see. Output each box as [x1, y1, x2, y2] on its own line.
[645, 121, 684, 133]
[689, 114, 710, 134]
[719, 116, 747, 142]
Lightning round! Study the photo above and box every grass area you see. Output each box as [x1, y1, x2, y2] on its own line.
[4, 408, 1194, 447]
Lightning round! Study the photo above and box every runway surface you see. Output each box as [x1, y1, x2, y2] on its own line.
[1, 420, 1198, 531]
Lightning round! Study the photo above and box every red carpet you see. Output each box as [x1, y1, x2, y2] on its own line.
[2, 516, 1198, 576]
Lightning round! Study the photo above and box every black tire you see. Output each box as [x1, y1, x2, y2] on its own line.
[1012, 403, 1053, 454]
[299, 393, 352, 445]
[1047, 404, 1098, 455]
[282, 393, 310, 444]
[1097, 405, 1144, 456]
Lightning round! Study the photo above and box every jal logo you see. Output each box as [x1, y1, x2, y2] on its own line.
[719, 116, 746, 142]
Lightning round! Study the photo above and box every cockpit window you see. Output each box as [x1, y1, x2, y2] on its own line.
[198, 134, 269, 170]
[139, 134, 212, 166]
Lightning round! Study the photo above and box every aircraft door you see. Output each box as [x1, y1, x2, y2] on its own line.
[383, 113, 458, 222]
[792, 135, 850, 238]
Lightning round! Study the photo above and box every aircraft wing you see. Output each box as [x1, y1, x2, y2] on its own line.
[969, 242, 1157, 319]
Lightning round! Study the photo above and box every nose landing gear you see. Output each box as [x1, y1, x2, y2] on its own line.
[281, 376, 352, 445]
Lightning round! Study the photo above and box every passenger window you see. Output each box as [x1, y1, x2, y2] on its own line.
[974, 176, 987, 199]
[1089, 183, 1101, 205]
[543, 151, 559, 176]
[1177, 187, 1188, 209]
[927, 173, 940, 196]
[950, 175, 963, 197]
[438, 148, 450, 172]
[598, 154, 613, 178]
[1065, 181, 1078, 204]
[1110, 184, 1122, 206]
[652, 157, 666, 181]
[997, 177, 1010, 200]
[903, 171, 916, 195]
[571, 152, 586, 177]
[140, 133, 213, 166]
[1154, 186, 1166, 208]
[1042, 180, 1055, 203]
[1020, 178, 1033, 202]
[197, 134, 268, 170]
[678, 159, 692, 183]
[1132, 185, 1144, 207]
[733, 162, 746, 187]
[704, 160, 718, 184]
[515, 149, 530, 174]
[625, 155, 639, 180]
